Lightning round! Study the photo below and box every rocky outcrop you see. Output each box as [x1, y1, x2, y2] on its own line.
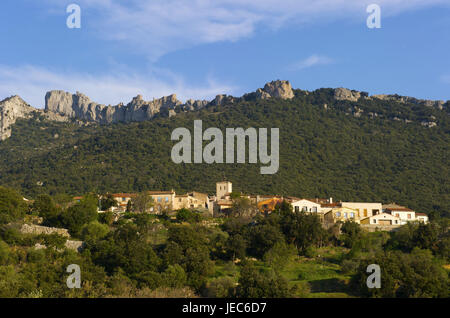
[371, 94, 446, 110]
[256, 80, 294, 100]
[0, 95, 68, 140]
[45, 91, 183, 124]
[1, 80, 448, 141]
[0, 96, 36, 140]
[211, 94, 236, 106]
[334, 88, 362, 102]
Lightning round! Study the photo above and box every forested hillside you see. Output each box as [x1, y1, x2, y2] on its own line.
[0, 88, 448, 218]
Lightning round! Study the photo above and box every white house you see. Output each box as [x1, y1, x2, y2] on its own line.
[384, 206, 416, 225]
[291, 199, 322, 213]
[415, 213, 429, 224]
[360, 212, 402, 226]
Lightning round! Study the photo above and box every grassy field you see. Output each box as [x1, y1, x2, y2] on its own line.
[212, 246, 357, 298]
[280, 247, 354, 298]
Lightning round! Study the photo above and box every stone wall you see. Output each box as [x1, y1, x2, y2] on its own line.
[20, 224, 70, 237]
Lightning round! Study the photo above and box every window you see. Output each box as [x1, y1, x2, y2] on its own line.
[157, 197, 162, 202]
[350, 212, 354, 218]
[295, 206, 299, 213]
[344, 213, 348, 218]
[335, 212, 341, 217]
[302, 206, 307, 212]
[408, 214, 411, 219]
[373, 219, 377, 224]
[312, 207, 317, 212]
[364, 209, 368, 217]
[165, 196, 169, 202]
[122, 198, 126, 202]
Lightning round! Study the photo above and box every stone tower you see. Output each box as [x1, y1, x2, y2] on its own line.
[216, 181, 232, 200]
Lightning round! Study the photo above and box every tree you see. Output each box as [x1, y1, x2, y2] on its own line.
[279, 211, 327, 254]
[126, 200, 132, 213]
[231, 197, 258, 218]
[161, 264, 187, 288]
[31, 195, 61, 227]
[263, 241, 297, 271]
[226, 234, 247, 261]
[247, 221, 284, 258]
[237, 262, 292, 298]
[100, 193, 118, 211]
[132, 192, 154, 214]
[0, 187, 27, 224]
[81, 221, 110, 241]
[353, 248, 449, 298]
[176, 209, 201, 223]
[62, 194, 98, 236]
[340, 220, 362, 248]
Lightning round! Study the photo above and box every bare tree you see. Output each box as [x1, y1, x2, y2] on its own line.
[132, 192, 154, 213]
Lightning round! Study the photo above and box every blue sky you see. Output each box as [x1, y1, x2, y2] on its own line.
[1, 0, 450, 108]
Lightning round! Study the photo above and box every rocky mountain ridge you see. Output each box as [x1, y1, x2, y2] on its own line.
[0, 80, 448, 141]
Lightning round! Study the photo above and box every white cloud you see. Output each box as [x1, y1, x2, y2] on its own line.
[0, 65, 235, 108]
[290, 54, 334, 70]
[44, 0, 449, 61]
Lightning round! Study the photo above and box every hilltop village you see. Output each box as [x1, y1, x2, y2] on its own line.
[77, 180, 428, 232]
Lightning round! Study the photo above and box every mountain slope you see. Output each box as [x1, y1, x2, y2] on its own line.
[0, 87, 448, 218]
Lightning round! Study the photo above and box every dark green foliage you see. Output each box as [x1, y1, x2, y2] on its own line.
[176, 208, 202, 223]
[226, 234, 247, 261]
[100, 193, 118, 211]
[61, 194, 98, 237]
[340, 220, 362, 248]
[246, 218, 284, 258]
[0, 90, 448, 218]
[165, 225, 213, 290]
[0, 187, 27, 224]
[237, 261, 292, 298]
[278, 209, 327, 254]
[31, 194, 61, 227]
[353, 248, 449, 298]
[386, 221, 449, 260]
[38, 233, 67, 249]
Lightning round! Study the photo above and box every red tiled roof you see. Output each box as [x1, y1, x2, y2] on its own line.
[148, 191, 175, 195]
[112, 193, 136, 198]
[416, 213, 428, 216]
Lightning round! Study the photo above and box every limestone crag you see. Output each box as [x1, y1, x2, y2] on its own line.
[1, 80, 448, 141]
[372, 94, 446, 110]
[0, 96, 36, 140]
[256, 80, 295, 100]
[0, 95, 69, 140]
[334, 88, 362, 102]
[334, 88, 448, 111]
[45, 91, 184, 124]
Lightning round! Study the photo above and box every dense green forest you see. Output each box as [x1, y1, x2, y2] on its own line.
[0, 191, 448, 298]
[0, 88, 448, 218]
